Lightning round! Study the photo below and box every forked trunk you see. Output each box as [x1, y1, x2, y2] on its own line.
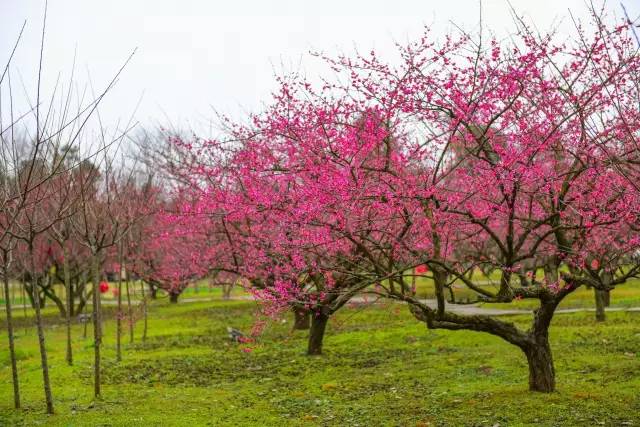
[293, 307, 310, 330]
[307, 312, 329, 356]
[523, 338, 555, 392]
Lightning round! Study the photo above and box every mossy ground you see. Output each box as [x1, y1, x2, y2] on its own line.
[1, 296, 639, 426]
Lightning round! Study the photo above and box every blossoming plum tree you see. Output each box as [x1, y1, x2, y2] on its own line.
[169, 9, 640, 391]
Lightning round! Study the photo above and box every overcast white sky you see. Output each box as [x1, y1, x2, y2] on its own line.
[1, 1, 638, 137]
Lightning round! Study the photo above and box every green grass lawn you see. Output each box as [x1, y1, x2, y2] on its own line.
[1, 298, 639, 426]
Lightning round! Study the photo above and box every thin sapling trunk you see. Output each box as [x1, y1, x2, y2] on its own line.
[3, 264, 20, 408]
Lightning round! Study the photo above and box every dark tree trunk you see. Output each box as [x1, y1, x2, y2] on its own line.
[406, 281, 569, 393]
[141, 281, 148, 341]
[92, 253, 102, 397]
[32, 274, 54, 413]
[603, 290, 610, 307]
[21, 281, 27, 334]
[126, 278, 133, 343]
[149, 283, 157, 299]
[116, 244, 123, 362]
[293, 307, 310, 330]
[524, 295, 562, 393]
[41, 281, 66, 317]
[80, 271, 89, 339]
[62, 247, 73, 365]
[523, 338, 555, 392]
[594, 288, 607, 322]
[518, 272, 529, 287]
[26, 282, 46, 310]
[169, 292, 179, 304]
[3, 270, 20, 408]
[28, 246, 54, 414]
[75, 282, 90, 318]
[307, 312, 329, 356]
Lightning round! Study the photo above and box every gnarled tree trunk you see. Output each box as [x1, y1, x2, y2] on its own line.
[522, 295, 563, 392]
[406, 285, 570, 393]
[522, 336, 555, 392]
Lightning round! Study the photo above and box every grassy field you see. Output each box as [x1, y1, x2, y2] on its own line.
[1, 296, 639, 426]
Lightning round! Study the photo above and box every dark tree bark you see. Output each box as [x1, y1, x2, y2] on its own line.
[25, 281, 46, 310]
[293, 307, 310, 330]
[91, 253, 102, 397]
[62, 247, 73, 365]
[26, 244, 55, 414]
[594, 288, 607, 322]
[125, 277, 133, 343]
[307, 312, 329, 356]
[40, 280, 66, 316]
[31, 272, 54, 413]
[141, 281, 148, 341]
[3, 267, 20, 409]
[169, 292, 179, 304]
[116, 244, 123, 362]
[522, 338, 555, 392]
[405, 281, 573, 393]
[80, 271, 89, 339]
[149, 282, 157, 299]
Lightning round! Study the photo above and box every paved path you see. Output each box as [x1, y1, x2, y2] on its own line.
[347, 296, 640, 316]
[2, 295, 639, 317]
